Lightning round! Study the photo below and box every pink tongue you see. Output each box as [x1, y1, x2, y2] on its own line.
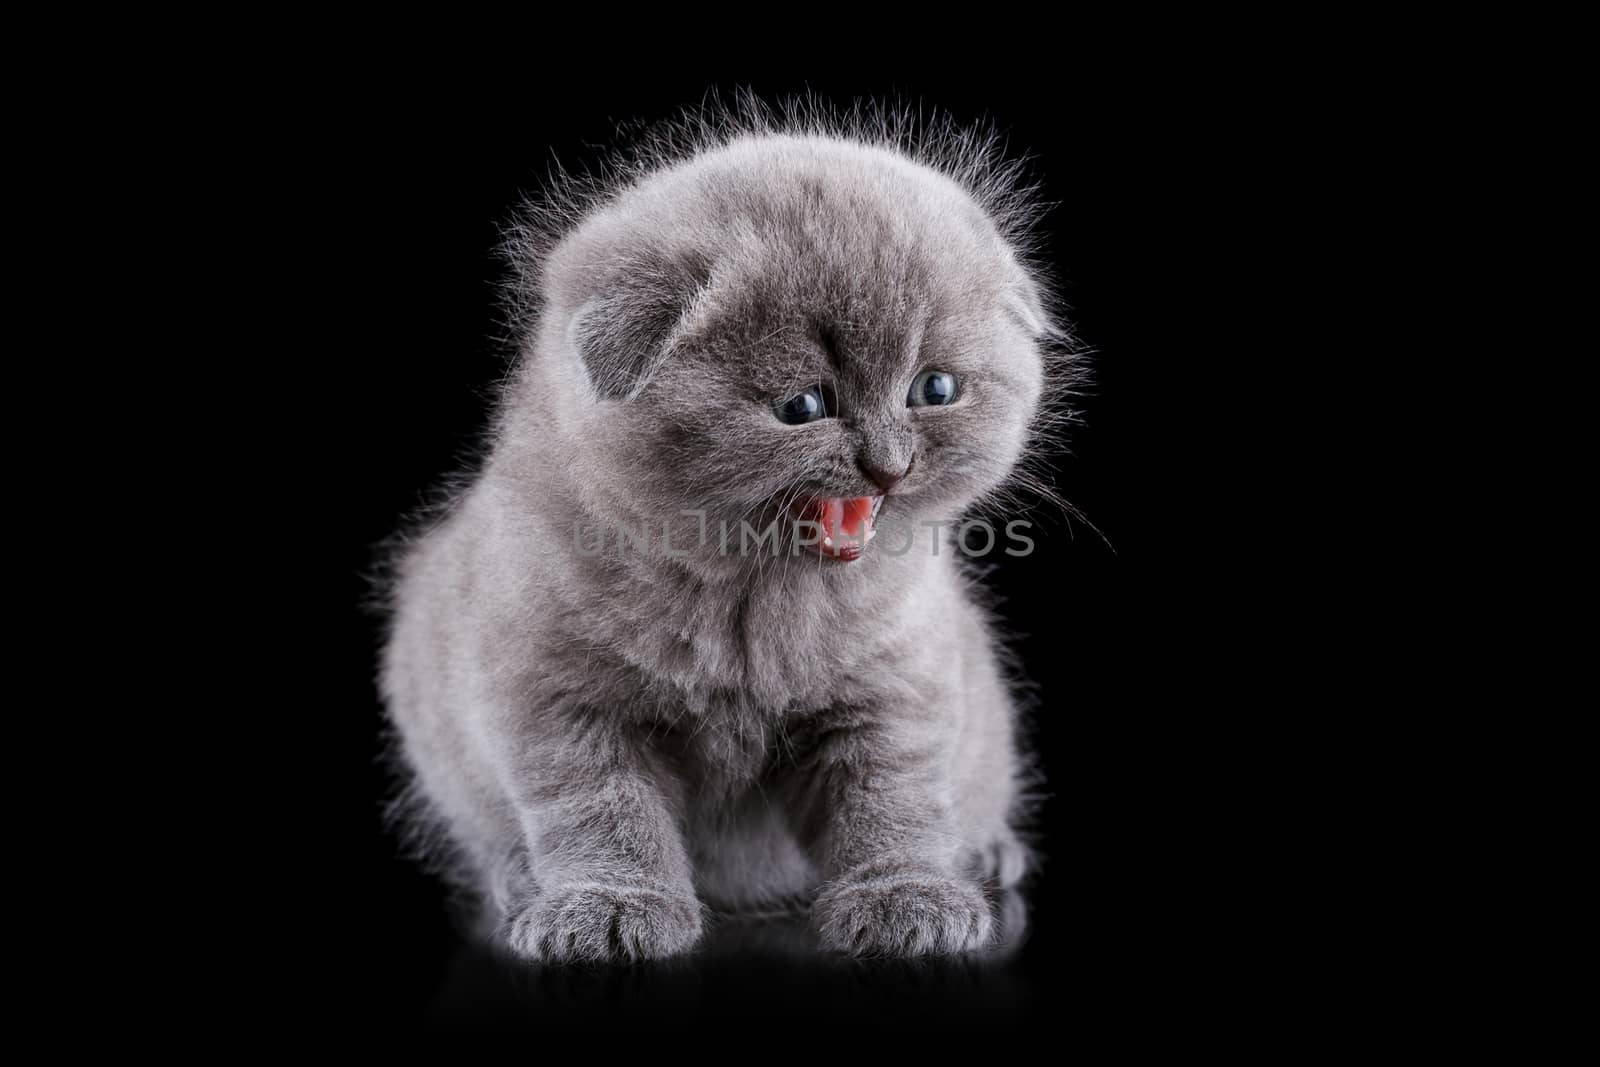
[797, 496, 876, 559]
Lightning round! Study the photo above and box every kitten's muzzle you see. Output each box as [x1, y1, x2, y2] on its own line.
[790, 494, 885, 562]
[858, 455, 912, 493]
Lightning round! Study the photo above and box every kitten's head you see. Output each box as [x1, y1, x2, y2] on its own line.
[506, 112, 1072, 572]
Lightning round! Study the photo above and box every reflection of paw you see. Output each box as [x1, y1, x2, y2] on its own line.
[506, 883, 703, 963]
[813, 868, 994, 957]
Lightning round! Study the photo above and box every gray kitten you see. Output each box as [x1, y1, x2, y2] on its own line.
[381, 102, 1075, 961]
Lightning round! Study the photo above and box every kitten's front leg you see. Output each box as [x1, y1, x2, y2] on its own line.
[498, 713, 702, 963]
[793, 712, 995, 957]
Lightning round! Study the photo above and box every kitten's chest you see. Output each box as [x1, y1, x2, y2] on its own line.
[622, 591, 884, 714]
[652, 689, 793, 790]
[597, 564, 933, 772]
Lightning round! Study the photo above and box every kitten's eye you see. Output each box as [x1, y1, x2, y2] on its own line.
[908, 370, 960, 407]
[775, 386, 830, 425]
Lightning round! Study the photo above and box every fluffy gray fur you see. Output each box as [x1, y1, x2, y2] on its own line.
[381, 98, 1078, 962]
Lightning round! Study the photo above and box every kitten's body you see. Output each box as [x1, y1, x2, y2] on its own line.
[383, 107, 1069, 960]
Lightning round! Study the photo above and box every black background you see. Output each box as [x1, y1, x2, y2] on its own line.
[276, 60, 1331, 1038]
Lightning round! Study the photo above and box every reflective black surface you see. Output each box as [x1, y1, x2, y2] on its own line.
[421, 893, 1031, 1032]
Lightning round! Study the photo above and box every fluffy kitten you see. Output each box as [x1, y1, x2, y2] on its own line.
[381, 101, 1074, 961]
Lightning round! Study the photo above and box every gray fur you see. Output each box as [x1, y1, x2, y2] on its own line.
[381, 98, 1077, 961]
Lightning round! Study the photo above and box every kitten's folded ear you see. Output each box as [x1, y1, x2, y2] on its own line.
[1006, 271, 1058, 341]
[566, 248, 713, 401]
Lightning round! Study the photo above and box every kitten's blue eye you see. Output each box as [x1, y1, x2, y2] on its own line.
[775, 386, 830, 425]
[908, 371, 959, 407]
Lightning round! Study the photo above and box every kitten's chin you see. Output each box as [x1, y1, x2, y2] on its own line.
[790, 494, 884, 562]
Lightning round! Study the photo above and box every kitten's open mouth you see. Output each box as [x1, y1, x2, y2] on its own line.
[790, 495, 885, 562]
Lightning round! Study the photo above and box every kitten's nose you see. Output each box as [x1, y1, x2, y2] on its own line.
[858, 456, 911, 493]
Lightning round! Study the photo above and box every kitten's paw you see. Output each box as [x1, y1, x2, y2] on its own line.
[812, 867, 995, 957]
[506, 882, 703, 963]
[974, 831, 1030, 889]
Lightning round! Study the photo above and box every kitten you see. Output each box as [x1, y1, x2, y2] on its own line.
[381, 100, 1075, 961]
